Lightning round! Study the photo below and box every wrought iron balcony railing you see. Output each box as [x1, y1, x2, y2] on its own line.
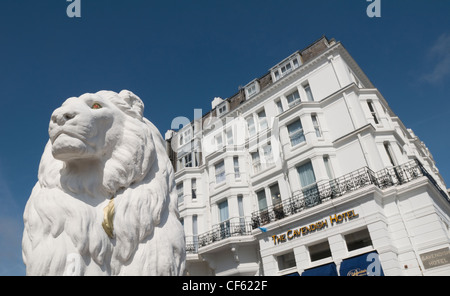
[251, 159, 448, 229]
[184, 159, 448, 254]
[185, 217, 253, 254]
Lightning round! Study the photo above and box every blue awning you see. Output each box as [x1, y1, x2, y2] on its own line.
[285, 272, 300, 276]
[301, 263, 338, 276]
[339, 251, 384, 276]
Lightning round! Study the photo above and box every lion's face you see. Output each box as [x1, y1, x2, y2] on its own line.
[49, 93, 124, 161]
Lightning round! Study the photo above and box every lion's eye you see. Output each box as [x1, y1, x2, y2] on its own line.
[92, 103, 102, 110]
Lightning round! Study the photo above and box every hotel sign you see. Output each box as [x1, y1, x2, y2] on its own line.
[420, 248, 450, 270]
[271, 209, 359, 245]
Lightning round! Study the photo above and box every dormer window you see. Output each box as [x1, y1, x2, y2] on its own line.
[271, 52, 302, 82]
[216, 101, 229, 116]
[245, 80, 260, 99]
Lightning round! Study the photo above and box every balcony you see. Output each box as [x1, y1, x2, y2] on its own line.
[186, 217, 253, 254]
[185, 160, 448, 254]
[251, 159, 449, 229]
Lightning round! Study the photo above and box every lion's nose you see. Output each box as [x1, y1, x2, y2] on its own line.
[51, 108, 78, 126]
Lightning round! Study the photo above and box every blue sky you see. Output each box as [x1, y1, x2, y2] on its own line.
[0, 0, 449, 276]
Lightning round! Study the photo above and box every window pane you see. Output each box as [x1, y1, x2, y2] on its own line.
[215, 161, 225, 183]
[277, 252, 296, 270]
[287, 120, 305, 146]
[276, 100, 283, 114]
[368, 101, 379, 124]
[257, 190, 267, 210]
[309, 241, 332, 262]
[323, 156, 334, 179]
[218, 200, 229, 222]
[312, 115, 321, 137]
[247, 84, 257, 97]
[177, 183, 184, 204]
[226, 129, 233, 145]
[304, 84, 314, 101]
[297, 161, 316, 187]
[258, 110, 267, 131]
[192, 215, 198, 251]
[184, 153, 192, 168]
[191, 178, 197, 199]
[237, 195, 244, 218]
[345, 228, 373, 251]
[263, 144, 273, 165]
[297, 161, 319, 207]
[251, 151, 261, 173]
[192, 215, 198, 236]
[194, 152, 201, 167]
[384, 142, 396, 166]
[234, 156, 240, 179]
[270, 183, 281, 205]
[247, 117, 256, 137]
[287, 91, 300, 107]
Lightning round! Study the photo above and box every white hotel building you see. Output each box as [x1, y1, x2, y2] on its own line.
[165, 36, 450, 276]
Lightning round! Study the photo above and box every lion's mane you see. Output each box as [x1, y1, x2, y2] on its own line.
[22, 90, 185, 275]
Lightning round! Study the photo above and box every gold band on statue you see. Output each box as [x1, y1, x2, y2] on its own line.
[102, 198, 115, 239]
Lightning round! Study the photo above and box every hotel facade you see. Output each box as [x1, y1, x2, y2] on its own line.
[165, 36, 450, 276]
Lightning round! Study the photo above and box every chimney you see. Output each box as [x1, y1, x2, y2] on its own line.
[211, 97, 224, 110]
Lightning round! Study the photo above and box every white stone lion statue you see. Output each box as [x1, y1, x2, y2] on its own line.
[22, 90, 186, 275]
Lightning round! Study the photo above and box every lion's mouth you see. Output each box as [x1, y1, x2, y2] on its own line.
[51, 129, 86, 144]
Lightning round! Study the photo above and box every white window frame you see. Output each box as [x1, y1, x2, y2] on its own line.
[177, 183, 184, 204]
[271, 53, 302, 82]
[178, 151, 199, 170]
[257, 109, 268, 132]
[270, 182, 282, 206]
[247, 116, 256, 138]
[287, 119, 306, 147]
[191, 178, 197, 199]
[286, 90, 301, 108]
[367, 100, 380, 125]
[179, 127, 192, 146]
[311, 114, 322, 138]
[215, 161, 226, 184]
[233, 156, 240, 180]
[303, 83, 314, 102]
[217, 101, 229, 116]
[256, 189, 267, 211]
[184, 153, 193, 168]
[226, 128, 234, 146]
[275, 99, 284, 114]
[262, 143, 273, 166]
[323, 155, 334, 179]
[251, 151, 261, 174]
[245, 80, 260, 99]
